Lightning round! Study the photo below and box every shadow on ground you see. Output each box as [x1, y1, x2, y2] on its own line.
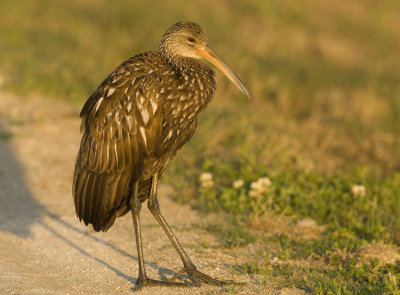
[0, 123, 45, 237]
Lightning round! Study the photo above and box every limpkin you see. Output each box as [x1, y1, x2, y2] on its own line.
[73, 21, 249, 289]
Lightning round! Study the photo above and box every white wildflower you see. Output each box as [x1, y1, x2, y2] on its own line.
[233, 179, 244, 189]
[258, 177, 272, 188]
[199, 172, 213, 182]
[249, 176, 272, 198]
[250, 181, 261, 190]
[199, 172, 214, 189]
[352, 185, 366, 197]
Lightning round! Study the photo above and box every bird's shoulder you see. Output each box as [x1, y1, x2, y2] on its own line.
[79, 52, 175, 134]
[81, 52, 170, 116]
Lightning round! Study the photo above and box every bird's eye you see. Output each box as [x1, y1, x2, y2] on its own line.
[187, 37, 195, 43]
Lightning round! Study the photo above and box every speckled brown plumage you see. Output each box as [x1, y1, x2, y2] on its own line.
[74, 31, 216, 231]
[72, 21, 248, 288]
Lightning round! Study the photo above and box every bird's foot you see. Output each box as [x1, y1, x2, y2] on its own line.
[169, 264, 231, 287]
[134, 276, 186, 290]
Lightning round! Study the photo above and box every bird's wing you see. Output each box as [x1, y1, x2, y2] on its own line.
[73, 61, 164, 231]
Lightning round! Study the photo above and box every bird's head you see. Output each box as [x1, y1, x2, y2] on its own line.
[160, 21, 250, 98]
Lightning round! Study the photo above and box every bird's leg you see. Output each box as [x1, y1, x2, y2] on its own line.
[129, 182, 148, 286]
[147, 172, 229, 287]
[129, 181, 184, 289]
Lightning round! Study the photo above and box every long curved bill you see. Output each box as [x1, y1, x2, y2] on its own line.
[197, 45, 250, 98]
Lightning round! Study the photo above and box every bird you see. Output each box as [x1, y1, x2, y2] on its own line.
[73, 21, 249, 289]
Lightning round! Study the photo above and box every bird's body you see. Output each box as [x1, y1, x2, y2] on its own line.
[73, 21, 249, 289]
[74, 51, 216, 231]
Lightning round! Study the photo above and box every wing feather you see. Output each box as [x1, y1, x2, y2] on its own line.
[83, 171, 96, 223]
[73, 54, 165, 231]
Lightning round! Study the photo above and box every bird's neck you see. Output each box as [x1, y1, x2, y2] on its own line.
[163, 55, 214, 88]
[165, 55, 198, 73]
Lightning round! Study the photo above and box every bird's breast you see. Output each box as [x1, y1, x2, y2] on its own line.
[163, 67, 215, 126]
[130, 57, 216, 180]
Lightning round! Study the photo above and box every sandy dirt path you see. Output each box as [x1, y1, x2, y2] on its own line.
[0, 92, 286, 294]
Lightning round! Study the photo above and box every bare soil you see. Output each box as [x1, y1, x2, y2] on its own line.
[0, 92, 305, 294]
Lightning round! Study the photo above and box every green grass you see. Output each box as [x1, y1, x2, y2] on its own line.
[1, 0, 400, 293]
[268, 261, 400, 294]
[235, 255, 400, 294]
[205, 223, 256, 248]
[232, 236, 400, 294]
